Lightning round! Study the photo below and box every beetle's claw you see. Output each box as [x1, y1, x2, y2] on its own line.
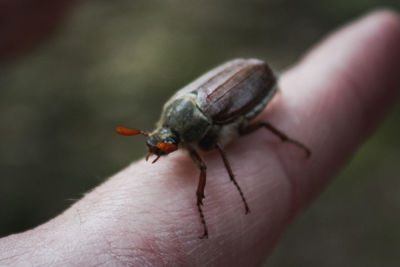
[298, 144, 311, 158]
[198, 231, 208, 239]
[152, 155, 161, 164]
[145, 152, 152, 161]
[245, 206, 251, 214]
[288, 140, 311, 158]
[304, 147, 312, 158]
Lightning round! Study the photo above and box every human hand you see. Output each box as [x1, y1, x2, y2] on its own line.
[1, 9, 399, 266]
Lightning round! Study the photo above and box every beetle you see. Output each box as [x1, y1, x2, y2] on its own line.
[115, 58, 310, 238]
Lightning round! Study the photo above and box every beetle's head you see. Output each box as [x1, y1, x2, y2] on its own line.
[115, 125, 179, 163]
[145, 128, 179, 162]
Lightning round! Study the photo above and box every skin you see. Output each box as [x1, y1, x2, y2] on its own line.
[1, 9, 400, 267]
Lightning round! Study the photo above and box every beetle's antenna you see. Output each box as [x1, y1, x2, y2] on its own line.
[115, 126, 148, 136]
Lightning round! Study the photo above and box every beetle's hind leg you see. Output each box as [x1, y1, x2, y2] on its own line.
[188, 147, 209, 239]
[215, 143, 250, 214]
[239, 120, 311, 157]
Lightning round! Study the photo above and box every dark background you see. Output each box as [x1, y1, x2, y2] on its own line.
[0, 1, 399, 266]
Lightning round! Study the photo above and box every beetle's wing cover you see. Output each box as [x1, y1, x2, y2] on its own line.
[194, 59, 276, 123]
[166, 59, 251, 101]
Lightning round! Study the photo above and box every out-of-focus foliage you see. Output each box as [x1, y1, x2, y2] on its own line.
[0, 0, 399, 266]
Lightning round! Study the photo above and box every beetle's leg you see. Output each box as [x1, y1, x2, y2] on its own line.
[215, 143, 250, 214]
[188, 147, 208, 239]
[240, 120, 311, 157]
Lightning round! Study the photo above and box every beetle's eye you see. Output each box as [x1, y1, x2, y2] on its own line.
[164, 136, 178, 145]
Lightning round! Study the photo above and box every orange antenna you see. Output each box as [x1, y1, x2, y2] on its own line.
[115, 126, 148, 136]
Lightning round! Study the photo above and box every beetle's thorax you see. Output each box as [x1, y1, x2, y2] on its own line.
[157, 93, 211, 143]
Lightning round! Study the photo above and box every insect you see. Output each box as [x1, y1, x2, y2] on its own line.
[115, 58, 310, 238]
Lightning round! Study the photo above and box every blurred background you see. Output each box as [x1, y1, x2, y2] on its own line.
[0, 0, 399, 266]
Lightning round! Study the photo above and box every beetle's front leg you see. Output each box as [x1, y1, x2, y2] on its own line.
[188, 147, 208, 239]
[240, 120, 311, 157]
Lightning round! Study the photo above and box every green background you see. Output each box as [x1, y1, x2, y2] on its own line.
[0, 1, 399, 266]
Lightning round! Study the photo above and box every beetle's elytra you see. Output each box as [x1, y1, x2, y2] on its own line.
[116, 58, 310, 238]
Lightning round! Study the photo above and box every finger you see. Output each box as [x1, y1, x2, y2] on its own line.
[2, 9, 399, 267]
[273, 9, 400, 208]
[69, 9, 400, 266]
